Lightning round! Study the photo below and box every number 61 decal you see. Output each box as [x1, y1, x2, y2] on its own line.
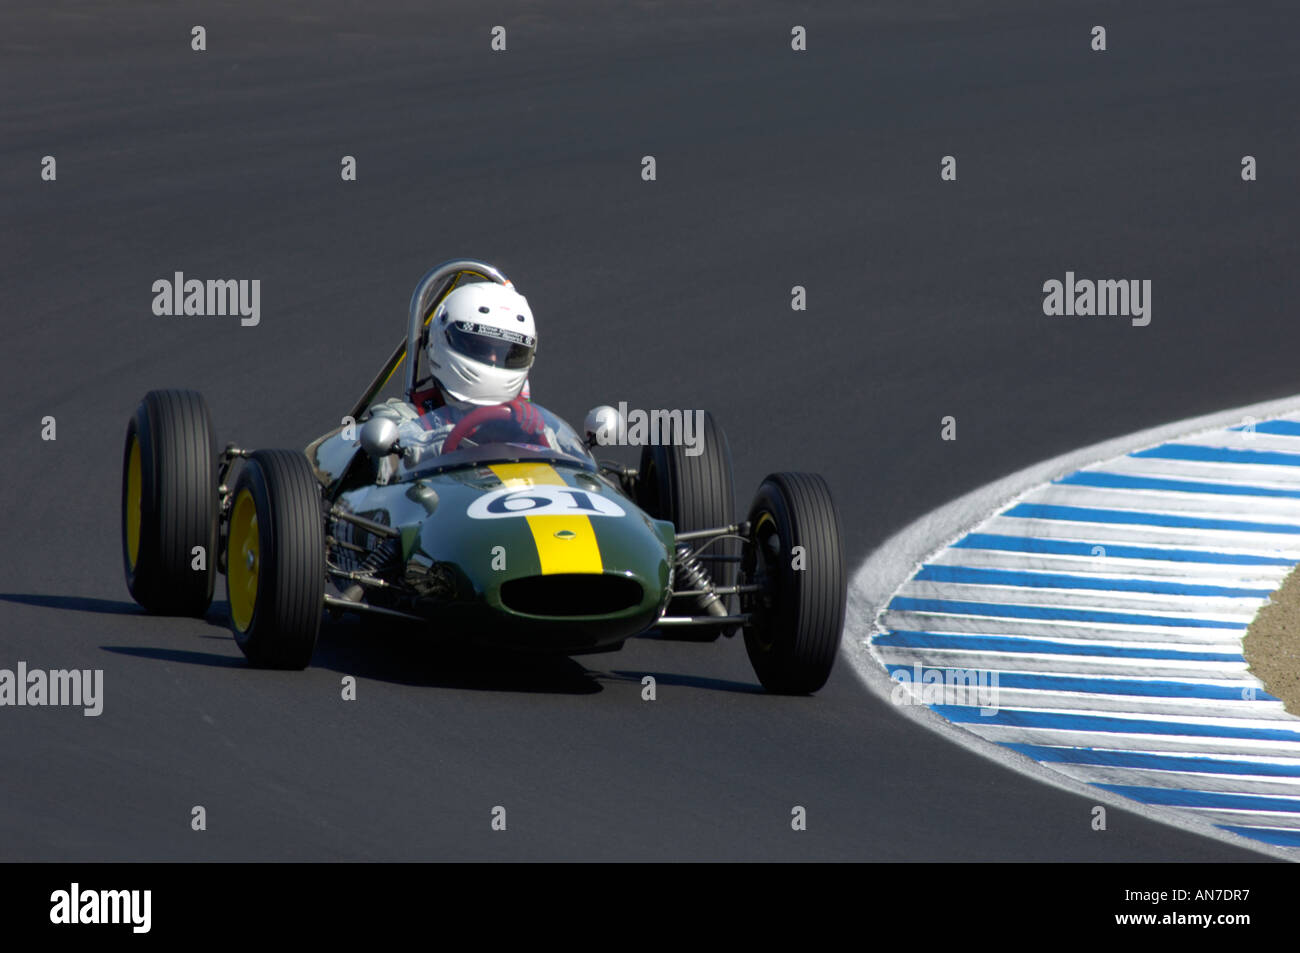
[467, 485, 626, 519]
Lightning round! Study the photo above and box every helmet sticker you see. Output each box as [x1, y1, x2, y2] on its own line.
[455, 321, 535, 348]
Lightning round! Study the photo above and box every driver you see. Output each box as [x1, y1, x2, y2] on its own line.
[367, 281, 545, 475]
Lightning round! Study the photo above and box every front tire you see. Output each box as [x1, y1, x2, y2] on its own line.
[635, 410, 736, 640]
[226, 450, 325, 669]
[121, 389, 218, 616]
[741, 473, 846, 694]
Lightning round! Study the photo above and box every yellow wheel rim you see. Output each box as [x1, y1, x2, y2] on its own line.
[751, 511, 779, 651]
[125, 436, 142, 570]
[227, 489, 259, 632]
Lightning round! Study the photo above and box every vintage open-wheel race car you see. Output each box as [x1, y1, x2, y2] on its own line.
[120, 259, 847, 693]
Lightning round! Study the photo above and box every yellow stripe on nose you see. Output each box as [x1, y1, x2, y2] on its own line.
[488, 463, 604, 575]
[489, 462, 567, 488]
[524, 514, 603, 574]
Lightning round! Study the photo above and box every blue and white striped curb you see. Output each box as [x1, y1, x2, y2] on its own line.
[867, 414, 1300, 851]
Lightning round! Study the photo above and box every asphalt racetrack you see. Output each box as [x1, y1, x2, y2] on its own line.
[2, 0, 1297, 860]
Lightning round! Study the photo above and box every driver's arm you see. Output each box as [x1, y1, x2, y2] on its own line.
[365, 399, 439, 479]
[399, 425, 447, 465]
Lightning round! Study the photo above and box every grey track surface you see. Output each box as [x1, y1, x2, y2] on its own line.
[1, 0, 1296, 861]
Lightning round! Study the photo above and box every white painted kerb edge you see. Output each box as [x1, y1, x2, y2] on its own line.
[843, 395, 1300, 861]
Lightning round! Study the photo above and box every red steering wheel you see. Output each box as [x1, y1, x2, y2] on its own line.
[442, 401, 545, 453]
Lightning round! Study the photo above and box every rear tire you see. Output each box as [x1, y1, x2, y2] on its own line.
[121, 389, 218, 616]
[741, 473, 846, 694]
[226, 450, 325, 669]
[636, 410, 736, 640]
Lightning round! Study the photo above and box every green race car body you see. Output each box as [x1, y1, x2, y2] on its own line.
[309, 405, 676, 653]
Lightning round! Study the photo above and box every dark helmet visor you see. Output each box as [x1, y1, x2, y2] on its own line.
[445, 321, 536, 369]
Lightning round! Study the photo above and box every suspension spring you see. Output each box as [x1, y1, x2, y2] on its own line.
[674, 544, 728, 617]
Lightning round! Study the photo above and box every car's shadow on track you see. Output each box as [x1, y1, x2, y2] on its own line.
[279, 615, 600, 694]
[102, 645, 246, 667]
[2, 593, 765, 696]
[0, 592, 150, 616]
[11, 593, 746, 695]
[0, 592, 230, 629]
[605, 670, 764, 695]
[311, 614, 603, 694]
[93, 614, 603, 692]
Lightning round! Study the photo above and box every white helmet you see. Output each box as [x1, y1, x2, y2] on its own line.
[425, 281, 537, 405]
